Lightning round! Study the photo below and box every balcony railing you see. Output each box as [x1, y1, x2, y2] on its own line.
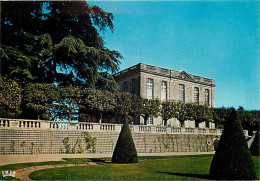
[0, 118, 223, 135]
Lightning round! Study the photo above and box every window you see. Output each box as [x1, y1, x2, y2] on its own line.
[205, 89, 210, 105]
[161, 81, 167, 101]
[122, 81, 128, 92]
[179, 84, 185, 102]
[194, 87, 199, 104]
[147, 78, 154, 99]
[130, 78, 136, 94]
[147, 115, 153, 125]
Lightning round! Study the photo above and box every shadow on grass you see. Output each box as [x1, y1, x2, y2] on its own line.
[88, 158, 111, 164]
[157, 171, 211, 180]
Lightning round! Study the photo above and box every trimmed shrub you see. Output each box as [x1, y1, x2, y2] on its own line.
[210, 108, 256, 180]
[250, 131, 260, 156]
[112, 121, 138, 163]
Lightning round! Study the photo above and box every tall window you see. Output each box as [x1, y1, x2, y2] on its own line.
[161, 81, 167, 101]
[179, 84, 185, 102]
[122, 81, 127, 92]
[130, 78, 136, 94]
[147, 78, 154, 99]
[205, 89, 210, 105]
[194, 87, 199, 104]
[147, 115, 153, 125]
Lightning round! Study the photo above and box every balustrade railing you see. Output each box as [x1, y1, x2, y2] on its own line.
[156, 126, 167, 133]
[0, 118, 223, 135]
[0, 119, 9, 128]
[171, 128, 181, 133]
[139, 126, 152, 132]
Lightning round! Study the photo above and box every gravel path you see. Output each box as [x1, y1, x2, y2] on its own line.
[15, 163, 96, 181]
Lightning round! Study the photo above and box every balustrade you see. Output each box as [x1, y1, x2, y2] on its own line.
[0, 120, 9, 127]
[19, 120, 41, 129]
[198, 128, 207, 134]
[156, 127, 167, 133]
[171, 128, 181, 133]
[0, 118, 223, 135]
[100, 124, 115, 131]
[185, 128, 195, 133]
[139, 126, 151, 132]
[77, 123, 93, 131]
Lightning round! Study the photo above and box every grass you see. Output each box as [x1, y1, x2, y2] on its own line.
[29, 155, 259, 180]
[0, 155, 259, 180]
[0, 158, 92, 180]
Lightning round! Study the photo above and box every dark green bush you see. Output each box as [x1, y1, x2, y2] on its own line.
[250, 131, 259, 156]
[112, 121, 138, 163]
[210, 108, 256, 180]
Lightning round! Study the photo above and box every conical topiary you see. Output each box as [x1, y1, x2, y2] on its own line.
[210, 108, 256, 180]
[250, 131, 260, 156]
[112, 121, 138, 163]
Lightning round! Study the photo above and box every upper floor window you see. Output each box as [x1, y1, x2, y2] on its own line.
[194, 87, 199, 104]
[179, 84, 185, 102]
[205, 89, 210, 105]
[122, 81, 127, 92]
[147, 78, 154, 99]
[130, 78, 136, 94]
[161, 81, 167, 101]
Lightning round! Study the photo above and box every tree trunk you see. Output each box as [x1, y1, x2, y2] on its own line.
[195, 121, 199, 128]
[180, 120, 185, 127]
[144, 115, 149, 125]
[164, 119, 167, 127]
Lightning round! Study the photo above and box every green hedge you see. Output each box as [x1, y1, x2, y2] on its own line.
[112, 121, 138, 163]
[210, 108, 256, 180]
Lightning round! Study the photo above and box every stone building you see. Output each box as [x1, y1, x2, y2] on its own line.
[114, 63, 215, 128]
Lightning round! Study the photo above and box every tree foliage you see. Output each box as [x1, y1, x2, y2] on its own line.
[0, 76, 22, 111]
[80, 88, 116, 123]
[1, 1, 122, 91]
[22, 83, 57, 119]
[210, 108, 256, 180]
[50, 86, 81, 121]
[112, 121, 138, 163]
[160, 100, 175, 126]
[139, 99, 160, 125]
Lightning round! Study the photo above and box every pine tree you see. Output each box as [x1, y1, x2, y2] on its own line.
[112, 121, 138, 163]
[250, 131, 259, 156]
[210, 108, 256, 180]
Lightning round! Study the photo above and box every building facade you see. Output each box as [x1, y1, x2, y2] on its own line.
[114, 63, 215, 128]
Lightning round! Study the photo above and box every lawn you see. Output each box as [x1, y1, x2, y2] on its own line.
[29, 155, 259, 180]
[0, 155, 259, 180]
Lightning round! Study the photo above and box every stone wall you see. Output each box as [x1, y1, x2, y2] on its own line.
[0, 128, 218, 155]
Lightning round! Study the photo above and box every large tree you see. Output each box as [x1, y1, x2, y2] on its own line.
[1, 1, 122, 91]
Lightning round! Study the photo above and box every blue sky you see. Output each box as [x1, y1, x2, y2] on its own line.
[89, 1, 259, 110]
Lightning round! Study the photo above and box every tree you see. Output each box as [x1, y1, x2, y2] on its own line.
[50, 86, 81, 122]
[190, 104, 205, 128]
[213, 107, 231, 128]
[173, 101, 191, 127]
[80, 88, 116, 123]
[210, 108, 256, 180]
[112, 121, 138, 163]
[139, 99, 160, 125]
[1, 1, 122, 91]
[22, 83, 57, 119]
[114, 92, 133, 124]
[160, 100, 175, 126]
